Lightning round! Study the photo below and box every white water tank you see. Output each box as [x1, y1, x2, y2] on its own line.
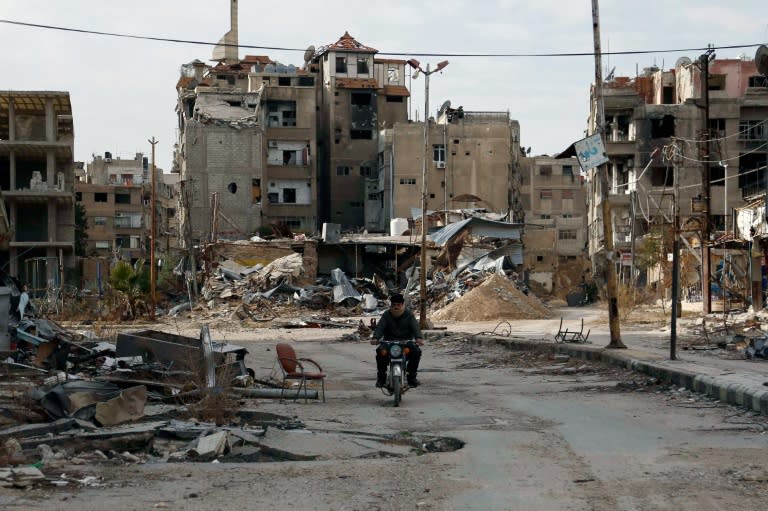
[390, 218, 408, 236]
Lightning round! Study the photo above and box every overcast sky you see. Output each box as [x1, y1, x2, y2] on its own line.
[1, 1, 766, 173]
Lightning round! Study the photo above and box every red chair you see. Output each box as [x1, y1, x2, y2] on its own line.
[276, 343, 326, 402]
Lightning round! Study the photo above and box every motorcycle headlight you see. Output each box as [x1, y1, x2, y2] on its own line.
[389, 344, 403, 357]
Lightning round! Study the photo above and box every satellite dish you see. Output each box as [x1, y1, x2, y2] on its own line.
[303, 45, 316, 65]
[438, 100, 451, 116]
[756, 45, 768, 77]
[675, 56, 692, 68]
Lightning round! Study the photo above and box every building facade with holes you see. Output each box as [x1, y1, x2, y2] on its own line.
[584, 57, 768, 303]
[375, 107, 523, 232]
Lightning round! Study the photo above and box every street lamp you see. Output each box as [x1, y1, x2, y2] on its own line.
[407, 58, 449, 329]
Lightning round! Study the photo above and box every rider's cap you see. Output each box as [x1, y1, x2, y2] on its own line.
[389, 293, 405, 304]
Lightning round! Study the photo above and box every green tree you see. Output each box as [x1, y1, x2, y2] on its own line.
[75, 203, 88, 257]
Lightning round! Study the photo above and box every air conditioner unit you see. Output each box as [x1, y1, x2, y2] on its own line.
[436, 161, 446, 169]
[268, 140, 278, 148]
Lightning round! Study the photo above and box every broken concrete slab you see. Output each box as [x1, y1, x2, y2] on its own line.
[191, 430, 228, 460]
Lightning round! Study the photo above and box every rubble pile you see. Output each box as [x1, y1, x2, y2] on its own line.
[0, 322, 323, 487]
[431, 273, 553, 322]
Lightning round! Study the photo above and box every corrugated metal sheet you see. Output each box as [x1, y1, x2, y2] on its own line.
[429, 217, 522, 247]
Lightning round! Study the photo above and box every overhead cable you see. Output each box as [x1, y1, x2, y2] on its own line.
[0, 19, 765, 58]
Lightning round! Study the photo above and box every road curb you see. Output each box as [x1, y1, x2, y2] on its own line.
[465, 334, 768, 415]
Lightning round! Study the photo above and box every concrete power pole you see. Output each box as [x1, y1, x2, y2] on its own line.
[148, 137, 158, 320]
[699, 48, 715, 313]
[591, 0, 625, 348]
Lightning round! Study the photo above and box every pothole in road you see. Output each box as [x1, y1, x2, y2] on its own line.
[215, 428, 466, 463]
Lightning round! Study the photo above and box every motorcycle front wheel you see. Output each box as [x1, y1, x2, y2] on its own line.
[392, 377, 401, 407]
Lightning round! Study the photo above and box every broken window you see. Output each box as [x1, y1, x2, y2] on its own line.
[562, 165, 574, 181]
[350, 130, 372, 139]
[650, 166, 674, 187]
[386, 96, 404, 103]
[268, 192, 279, 204]
[739, 152, 767, 197]
[298, 76, 315, 86]
[94, 192, 108, 203]
[252, 178, 261, 204]
[336, 166, 350, 176]
[278, 76, 291, 86]
[75, 191, 82, 201]
[433, 144, 446, 163]
[94, 216, 107, 226]
[709, 74, 726, 91]
[749, 75, 768, 88]
[282, 188, 297, 203]
[336, 57, 347, 73]
[357, 58, 369, 74]
[539, 166, 552, 177]
[711, 164, 725, 187]
[662, 86, 674, 104]
[400, 178, 416, 185]
[709, 118, 726, 138]
[360, 165, 374, 177]
[650, 115, 675, 138]
[266, 100, 297, 127]
[115, 193, 131, 204]
[739, 120, 766, 141]
[351, 93, 372, 106]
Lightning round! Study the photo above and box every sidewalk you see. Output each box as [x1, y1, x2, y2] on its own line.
[424, 306, 768, 415]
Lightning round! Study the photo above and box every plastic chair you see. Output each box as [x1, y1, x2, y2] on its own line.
[276, 343, 326, 402]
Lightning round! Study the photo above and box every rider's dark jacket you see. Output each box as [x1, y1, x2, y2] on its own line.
[373, 309, 421, 341]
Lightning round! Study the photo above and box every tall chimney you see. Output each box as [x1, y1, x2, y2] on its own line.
[212, 0, 239, 64]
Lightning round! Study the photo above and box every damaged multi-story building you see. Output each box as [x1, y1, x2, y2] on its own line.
[0, 91, 76, 290]
[175, 1, 414, 241]
[375, 104, 524, 231]
[175, 1, 319, 243]
[584, 55, 768, 308]
[310, 32, 410, 228]
[520, 154, 588, 297]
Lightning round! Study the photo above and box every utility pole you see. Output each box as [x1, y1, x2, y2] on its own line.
[407, 58, 449, 329]
[669, 142, 681, 360]
[591, 0, 625, 348]
[699, 47, 715, 313]
[148, 136, 158, 320]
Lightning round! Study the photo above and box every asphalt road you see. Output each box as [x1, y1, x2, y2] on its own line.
[5, 313, 768, 510]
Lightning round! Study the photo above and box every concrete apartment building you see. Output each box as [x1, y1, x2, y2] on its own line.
[374, 105, 523, 231]
[175, 1, 319, 243]
[520, 155, 588, 295]
[76, 152, 149, 261]
[311, 32, 409, 228]
[0, 91, 76, 290]
[585, 56, 768, 297]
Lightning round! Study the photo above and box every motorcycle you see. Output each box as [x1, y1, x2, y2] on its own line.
[376, 340, 413, 406]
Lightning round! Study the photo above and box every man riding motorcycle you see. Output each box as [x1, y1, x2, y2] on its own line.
[370, 293, 424, 388]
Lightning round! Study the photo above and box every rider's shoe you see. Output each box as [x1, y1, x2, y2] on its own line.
[375, 374, 385, 388]
[407, 376, 420, 387]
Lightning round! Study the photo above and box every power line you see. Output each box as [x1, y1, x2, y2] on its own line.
[0, 18, 765, 58]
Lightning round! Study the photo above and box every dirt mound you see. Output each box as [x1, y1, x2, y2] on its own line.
[431, 273, 553, 322]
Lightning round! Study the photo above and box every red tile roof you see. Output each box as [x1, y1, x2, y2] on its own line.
[325, 31, 378, 53]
